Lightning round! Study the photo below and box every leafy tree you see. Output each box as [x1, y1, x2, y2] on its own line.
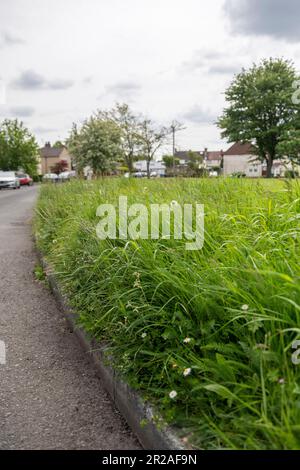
[163, 155, 180, 168]
[0, 119, 38, 175]
[136, 119, 169, 178]
[52, 140, 65, 148]
[108, 103, 141, 174]
[277, 129, 300, 165]
[67, 114, 122, 175]
[51, 159, 68, 175]
[218, 58, 300, 177]
[187, 151, 203, 173]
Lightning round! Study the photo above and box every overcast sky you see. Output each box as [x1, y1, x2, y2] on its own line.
[1, 0, 300, 152]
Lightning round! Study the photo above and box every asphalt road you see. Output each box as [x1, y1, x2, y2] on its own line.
[0, 186, 140, 449]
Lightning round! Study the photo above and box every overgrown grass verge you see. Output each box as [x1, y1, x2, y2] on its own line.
[35, 178, 300, 449]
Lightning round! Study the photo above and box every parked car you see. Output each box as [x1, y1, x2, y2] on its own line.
[0, 171, 21, 189]
[17, 173, 33, 186]
[43, 173, 59, 182]
[133, 171, 147, 178]
[57, 171, 76, 181]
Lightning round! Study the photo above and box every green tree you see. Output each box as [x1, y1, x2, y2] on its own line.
[186, 151, 203, 176]
[163, 155, 179, 168]
[52, 140, 65, 148]
[108, 103, 141, 174]
[136, 119, 169, 178]
[277, 129, 300, 164]
[67, 114, 122, 175]
[218, 58, 300, 178]
[0, 119, 38, 175]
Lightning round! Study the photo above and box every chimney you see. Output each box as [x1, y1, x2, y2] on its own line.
[45, 142, 51, 148]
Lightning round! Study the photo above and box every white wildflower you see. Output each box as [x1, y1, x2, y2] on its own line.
[141, 333, 147, 339]
[241, 304, 249, 311]
[183, 368, 192, 377]
[183, 337, 192, 344]
[170, 200, 179, 207]
[169, 390, 177, 399]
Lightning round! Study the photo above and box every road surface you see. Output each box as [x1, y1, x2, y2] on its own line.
[0, 186, 140, 449]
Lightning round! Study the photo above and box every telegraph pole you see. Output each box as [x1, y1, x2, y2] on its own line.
[171, 121, 186, 176]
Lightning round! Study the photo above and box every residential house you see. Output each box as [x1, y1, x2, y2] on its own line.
[203, 149, 224, 172]
[223, 142, 262, 177]
[223, 142, 300, 177]
[271, 158, 300, 177]
[174, 149, 223, 174]
[39, 142, 72, 175]
[174, 150, 204, 168]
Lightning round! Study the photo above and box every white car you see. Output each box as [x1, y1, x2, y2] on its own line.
[43, 173, 59, 181]
[58, 171, 76, 180]
[0, 171, 21, 189]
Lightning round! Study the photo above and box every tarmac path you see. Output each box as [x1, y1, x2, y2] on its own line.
[0, 186, 140, 449]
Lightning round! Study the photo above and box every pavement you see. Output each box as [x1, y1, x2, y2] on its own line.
[0, 185, 140, 450]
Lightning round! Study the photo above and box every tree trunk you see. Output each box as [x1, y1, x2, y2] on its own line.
[127, 156, 133, 174]
[146, 160, 150, 179]
[266, 156, 273, 178]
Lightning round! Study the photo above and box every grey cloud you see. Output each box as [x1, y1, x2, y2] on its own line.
[11, 70, 74, 90]
[181, 49, 236, 73]
[8, 106, 35, 117]
[47, 78, 74, 90]
[0, 31, 25, 47]
[224, 0, 300, 42]
[208, 64, 240, 75]
[182, 105, 216, 124]
[106, 81, 141, 97]
[12, 70, 44, 89]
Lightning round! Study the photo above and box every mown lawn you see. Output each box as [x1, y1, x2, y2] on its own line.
[35, 177, 300, 449]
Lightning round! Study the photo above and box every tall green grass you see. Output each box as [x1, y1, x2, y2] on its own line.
[35, 178, 300, 449]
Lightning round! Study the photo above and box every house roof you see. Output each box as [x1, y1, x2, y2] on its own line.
[175, 151, 203, 161]
[206, 151, 223, 161]
[175, 150, 223, 161]
[40, 144, 65, 158]
[224, 142, 253, 156]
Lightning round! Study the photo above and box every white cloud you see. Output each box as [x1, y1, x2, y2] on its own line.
[0, 0, 299, 148]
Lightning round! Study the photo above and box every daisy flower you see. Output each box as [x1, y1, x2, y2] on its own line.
[183, 337, 192, 344]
